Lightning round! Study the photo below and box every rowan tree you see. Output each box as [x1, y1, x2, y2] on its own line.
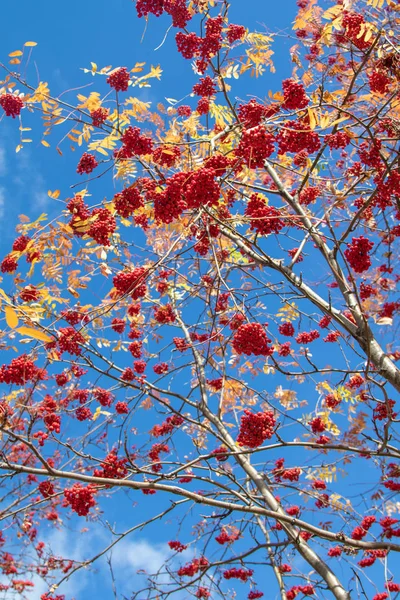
[0, 0, 399, 599]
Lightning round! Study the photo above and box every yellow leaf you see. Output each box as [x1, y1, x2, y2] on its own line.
[92, 406, 102, 421]
[41, 140, 50, 148]
[5, 306, 19, 329]
[24, 41, 37, 47]
[9, 50, 23, 57]
[9, 59, 21, 65]
[92, 406, 111, 420]
[47, 189, 60, 199]
[0, 289, 9, 302]
[307, 107, 318, 130]
[90, 62, 98, 73]
[16, 326, 53, 343]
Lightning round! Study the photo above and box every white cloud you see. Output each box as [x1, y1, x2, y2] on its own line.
[112, 538, 169, 573]
[0, 146, 6, 177]
[0, 187, 4, 221]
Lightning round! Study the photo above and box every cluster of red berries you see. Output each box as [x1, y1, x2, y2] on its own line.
[1, 250, 22, 272]
[287, 248, 304, 263]
[379, 301, 400, 319]
[286, 505, 301, 516]
[93, 388, 114, 407]
[153, 173, 186, 224]
[245, 194, 284, 235]
[13, 235, 31, 251]
[286, 585, 314, 599]
[60, 309, 89, 326]
[39, 395, 61, 434]
[315, 493, 330, 509]
[63, 483, 96, 516]
[346, 374, 364, 389]
[38, 481, 55, 499]
[0, 355, 45, 386]
[324, 331, 342, 343]
[128, 341, 143, 359]
[106, 67, 130, 92]
[277, 120, 320, 155]
[248, 591, 264, 599]
[309, 417, 326, 434]
[113, 267, 147, 299]
[0, 94, 24, 118]
[177, 105, 191, 117]
[114, 186, 143, 218]
[173, 337, 189, 352]
[154, 303, 175, 324]
[358, 549, 387, 568]
[111, 318, 126, 334]
[279, 322, 295, 337]
[148, 443, 169, 472]
[223, 568, 254, 582]
[296, 330, 319, 344]
[66, 195, 91, 236]
[328, 546, 342, 557]
[176, 31, 201, 59]
[282, 79, 309, 110]
[76, 152, 98, 175]
[324, 393, 341, 410]
[151, 415, 184, 437]
[341, 12, 371, 50]
[19, 285, 40, 303]
[76, 406, 92, 421]
[152, 145, 181, 167]
[114, 401, 128, 415]
[351, 515, 376, 540]
[344, 236, 374, 273]
[386, 583, 400, 592]
[236, 126, 275, 168]
[278, 342, 292, 356]
[90, 107, 109, 127]
[168, 540, 187, 553]
[118, 126, 153, 159]
[89, 208, 116, 246]
[215, 529, 240, 545]
[185, 168, 220, 209]
[358, 140, 382, 169]
[211, 446, 229, 462]
[93, 450, 128, 479]
[193, 76, 216, 97]
[238, 99, 268, 127]
[232, 322, 273, 356]
[325, 131, 350, 150]
[237, 409, 276, 448]
[177, 556, 208, 577]
[58, 327, 85, 356]
[227, 23, 246, 43]
[299, 186, 320, 206]
[380, 516, 400, 539]
[136, 0, 191, 28]
[318, 315, 332, 328]
[373, 400, 397, 421]
[153, 362, 169, 375]
[273, 458, 301, 482]
[195, 588, 211, 599]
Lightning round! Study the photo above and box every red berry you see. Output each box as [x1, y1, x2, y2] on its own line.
[106, 67, 130, 92]
[0, 94, 23, 118]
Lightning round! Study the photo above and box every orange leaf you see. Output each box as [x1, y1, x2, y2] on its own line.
[16, 326, 53, 343]
[5, 306, 19, 329]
